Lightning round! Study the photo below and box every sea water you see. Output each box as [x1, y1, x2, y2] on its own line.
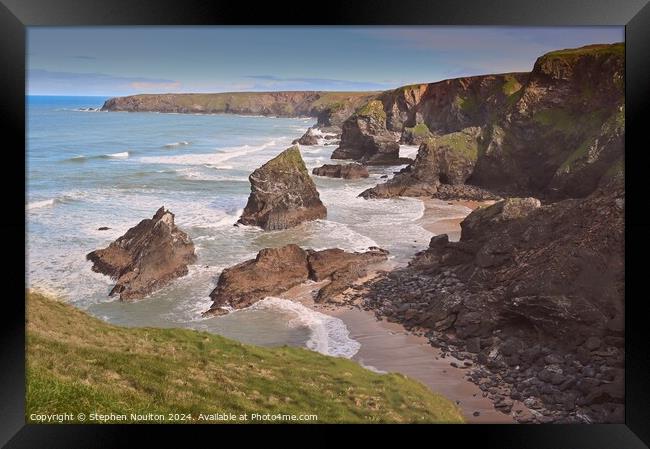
[26, 95, 467, 358]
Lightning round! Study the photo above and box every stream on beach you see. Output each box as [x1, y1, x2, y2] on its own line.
[27, 95, 505, 421]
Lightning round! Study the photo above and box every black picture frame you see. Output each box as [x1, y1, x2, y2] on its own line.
[4, 0, 649, 447]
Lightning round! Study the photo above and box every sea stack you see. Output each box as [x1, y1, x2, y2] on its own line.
[86, 207, 197, 300]
[237, 146, 327, 230]
[331, 100, 401, 164]
[360, 127, 480, 199]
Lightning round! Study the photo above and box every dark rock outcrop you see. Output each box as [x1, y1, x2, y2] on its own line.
[87, 207, 197, 300]
[312, 163, 369, 180]
[360, 127, 480, 199]
[292, 127, 320, 145]
[347, 183, 624, 423]
[431, 184, 503, 201]
[332, 100, 401, 165]
[204, 245, 389, 315]
[237, 146, 327, 230]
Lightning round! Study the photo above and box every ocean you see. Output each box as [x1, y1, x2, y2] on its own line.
[26, 95, 469, 359]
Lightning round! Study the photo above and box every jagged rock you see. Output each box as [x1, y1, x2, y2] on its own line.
[312, 163, 369, 179]
[460, 197, 541, 241]
[237, 146, 327, 230]
[204, 245, 389, 315]
[359, 127, 480, 199]
[205, 244, 310, 316]
[332, 100, 401, 164]
[292, 127, 320, 145]
[432, 184, 503, 201]
[86, 207, 197, 300]
[307, 247, 389, 281]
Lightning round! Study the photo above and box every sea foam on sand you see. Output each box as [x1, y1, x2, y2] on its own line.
[249, 297, 361, 358]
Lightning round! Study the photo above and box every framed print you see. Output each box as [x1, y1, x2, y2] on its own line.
[3, 0, 650, 447]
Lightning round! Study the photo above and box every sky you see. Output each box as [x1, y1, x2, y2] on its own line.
[27, 26, 624, 96]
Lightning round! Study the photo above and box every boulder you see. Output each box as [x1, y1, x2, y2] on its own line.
[312, 163, 369, 180]
[237, 146, 327, 230]
[204, 245, 389, 315]
[87, 207, 197, 300]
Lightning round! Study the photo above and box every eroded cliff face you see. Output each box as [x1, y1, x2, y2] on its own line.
[334, 73, 527, 165]
[470, 43, 624, 199]
[101, 91, 376, 128]
[352, 43, 624, 200]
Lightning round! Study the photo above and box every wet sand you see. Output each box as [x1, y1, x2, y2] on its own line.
[417, 198, 496, 241]
[283, 197, 517, 423]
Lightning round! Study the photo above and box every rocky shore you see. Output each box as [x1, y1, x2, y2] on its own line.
[328, 186, 625, 423]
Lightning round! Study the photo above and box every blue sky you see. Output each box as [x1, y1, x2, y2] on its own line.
[27, 26, 624, 96]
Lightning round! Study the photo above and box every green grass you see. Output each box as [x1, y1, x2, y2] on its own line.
[428, 131, 479, 161]
[501, 75, 523, 96]
[542, 42, 624, 60]
[557, 106, 625, 172]
[26, 292, 464, 424]
[405, 123, 432, 138]
[356, 100, 387, 122]
[456, 95, 479, 117]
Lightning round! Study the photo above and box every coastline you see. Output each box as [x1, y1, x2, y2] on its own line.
[285, 197, 518, 423]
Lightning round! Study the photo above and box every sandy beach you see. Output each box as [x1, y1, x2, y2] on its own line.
[285, 197, 518, 423]
[417, 198, 496, 241]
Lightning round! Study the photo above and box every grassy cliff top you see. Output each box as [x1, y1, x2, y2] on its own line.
[355, 100, 387, 122]
[541, 43, 624, 61]
[26, 292, 464, 424]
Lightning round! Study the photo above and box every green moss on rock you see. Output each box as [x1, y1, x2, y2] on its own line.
[263, 146, 309, 175]
[356, 100, 387, 122]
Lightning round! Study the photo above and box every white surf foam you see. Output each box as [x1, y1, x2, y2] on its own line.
[26, 199, 56, 210]
[106, 151, 129, 158]
[248, 297, 361, 358]
[164, 141, 191, 148]
[140, 140, 278, 166]
[399, 144, 420, 159]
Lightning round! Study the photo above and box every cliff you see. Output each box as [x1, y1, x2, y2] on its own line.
[26, 292, 463, 423]
[101, 91, 377, 128]
[355, 43, 624, 200]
